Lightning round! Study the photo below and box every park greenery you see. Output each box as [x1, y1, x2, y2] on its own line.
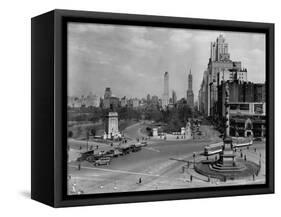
[68, 99, 194, 138]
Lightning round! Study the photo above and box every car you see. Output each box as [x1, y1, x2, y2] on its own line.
[77, 150, 95, 162]
[113, 149, 123, 157]
[131, 146, 141, 152]
[253, 137, 263, 141]
[137, 141, 148, 147]
[94, 157, 111, 166]
[121, 147, 131, 155]
[86, 155, 99, 162]
[103, 153, 114, 158]
[103, 150, 115, 158]
[106, 150, 114, 154]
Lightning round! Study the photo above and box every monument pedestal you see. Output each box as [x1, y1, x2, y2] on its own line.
[210, 136, 245, 172]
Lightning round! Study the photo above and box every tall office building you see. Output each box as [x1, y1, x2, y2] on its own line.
[210, 34, 230, 62]
[104, 87, 112, 99]
[186, 69, 194, 108]
[172, 90, 177, 105]
[147, 94, 151, 104]
[198, 35, 248, 117]
[162, 71, 169, 109]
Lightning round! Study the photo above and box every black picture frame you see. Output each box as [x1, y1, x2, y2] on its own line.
[31, 9, 274, 207]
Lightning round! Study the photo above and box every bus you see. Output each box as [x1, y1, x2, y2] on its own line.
[204, 142, 223, 155]
[232, 137, 253, 148]
[204, 138, 253, 155]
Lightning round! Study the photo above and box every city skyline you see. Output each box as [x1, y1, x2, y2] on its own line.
[68, 23, 266, 99]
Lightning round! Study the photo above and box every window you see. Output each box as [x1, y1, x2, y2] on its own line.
[240, 104, 249, 111]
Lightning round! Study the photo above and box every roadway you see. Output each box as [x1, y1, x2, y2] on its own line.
[67, 122, 266, 194]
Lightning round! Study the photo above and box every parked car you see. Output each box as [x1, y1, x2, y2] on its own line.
[135, 142, 147, 147]
[86, 155, 99, 162]
[77, 150, 95, 162]
[103, 150, 115, 158]
[120, 147, 131, 155]
[131, 145, 141, 152]
[113, 149, 123, 157]
[253, 137, 263, 141]
[94, 157, 111, 166]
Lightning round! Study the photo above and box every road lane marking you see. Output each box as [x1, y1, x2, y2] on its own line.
[143, 147, 160, 152]
[68, 165, 160, 177]
[70, 176, 101, 181]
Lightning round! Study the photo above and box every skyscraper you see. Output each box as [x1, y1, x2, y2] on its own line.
[186, 69, 194, 108]
[172, 90, 177, 105]
[104, 87, 112, 99]
[147, 94, 151, 104]
[210, 34, 230, 62]
[199, 35, 248, 117]
[162, 71, 169, 109]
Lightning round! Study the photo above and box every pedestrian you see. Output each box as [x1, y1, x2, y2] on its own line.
[72, 183, 77, 193]
[240, 152, 243, 158]
[253, 174, 255, 181]
[139, 177, 142, 184]
[244, 155, 247, 161]
[78, 163, 81, 171]
[190, 175, 193, 182]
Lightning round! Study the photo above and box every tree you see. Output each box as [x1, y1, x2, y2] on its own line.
[90, 128, 96, 136]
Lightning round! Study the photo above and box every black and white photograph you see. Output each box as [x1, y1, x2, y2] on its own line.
[67, 22, 266, 195]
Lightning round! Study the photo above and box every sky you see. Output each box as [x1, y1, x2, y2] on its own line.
[67, 22, 265, 100]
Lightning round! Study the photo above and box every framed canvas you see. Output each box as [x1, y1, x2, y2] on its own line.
[31, 9, 274, 207]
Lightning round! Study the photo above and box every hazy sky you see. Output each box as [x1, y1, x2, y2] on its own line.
[68, 22, 265, 100]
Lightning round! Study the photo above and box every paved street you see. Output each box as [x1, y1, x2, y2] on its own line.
[68, 122, 266, 194]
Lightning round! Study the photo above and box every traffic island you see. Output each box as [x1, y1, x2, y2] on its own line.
[194, 158, 260, 181]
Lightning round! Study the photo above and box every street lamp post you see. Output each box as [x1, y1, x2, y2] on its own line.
[86, 131, 89, 151]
